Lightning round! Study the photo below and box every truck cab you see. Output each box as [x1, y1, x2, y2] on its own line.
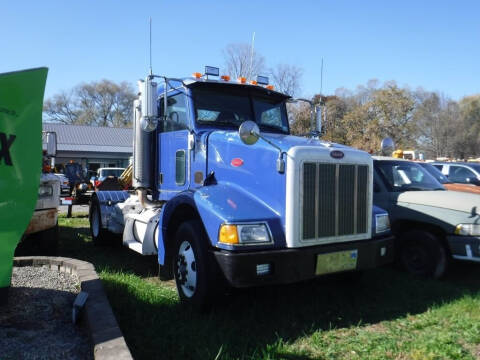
[90, 68, 394, 308]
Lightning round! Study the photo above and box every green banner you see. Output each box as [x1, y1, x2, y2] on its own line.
[0, 68, 48, 303]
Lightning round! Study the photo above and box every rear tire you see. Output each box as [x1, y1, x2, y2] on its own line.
[89, 196, 112, 246]
[172, 220, 222, 310]
[399, 230, 448, 279]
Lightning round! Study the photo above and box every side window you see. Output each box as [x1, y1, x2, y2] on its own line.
[449, 166, 475, 183]
[160, 93, 189, 132]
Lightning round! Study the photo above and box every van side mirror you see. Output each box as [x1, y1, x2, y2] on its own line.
[467, 177, 480, 186]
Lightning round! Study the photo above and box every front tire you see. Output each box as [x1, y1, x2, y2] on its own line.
[399, 230, 448, 278]
[173, 220, 221, 310]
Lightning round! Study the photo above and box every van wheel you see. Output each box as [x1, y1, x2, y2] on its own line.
[399, 230, 448, 279]
[89, 196, 111, 246]
[173, 220, 220, 310]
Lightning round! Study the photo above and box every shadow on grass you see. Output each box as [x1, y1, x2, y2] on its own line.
[58, 219, 158, 277]
[58, 216, 480, 360]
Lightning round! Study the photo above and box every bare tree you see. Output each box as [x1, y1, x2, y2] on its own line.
[269, 64, 303, 97]
[222, 43, 266, 80]
[43, 90, 79, 124]
[43, 80, 136, 127]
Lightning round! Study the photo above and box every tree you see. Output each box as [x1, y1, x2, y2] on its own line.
[222, 43, 266, 80]
[412, 90, 458, 159]
[370, 84, 416, 149]
[452, 95, 480, 159]
[43, 80, 136, 127]
[269, 63, 303, 97]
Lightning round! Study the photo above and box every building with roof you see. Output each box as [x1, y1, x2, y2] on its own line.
[42, 123, 132, 173]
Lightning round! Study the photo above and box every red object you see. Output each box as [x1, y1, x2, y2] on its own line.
[95, 180, 102, 188]
[231, 158, 244, 167]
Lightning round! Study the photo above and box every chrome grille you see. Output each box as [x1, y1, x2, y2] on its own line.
[302, 163, 369, 240]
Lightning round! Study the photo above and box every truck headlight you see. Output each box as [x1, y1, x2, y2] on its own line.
[219, 223, 272, 245]
[375, 214, 390, 234]
[38, 185, 53, 197]
[454, 224, 480, 236]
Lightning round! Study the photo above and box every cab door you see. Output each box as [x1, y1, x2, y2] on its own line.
[157, 91, 190, 200]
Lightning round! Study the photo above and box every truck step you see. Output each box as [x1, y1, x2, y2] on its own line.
[123, 239, 156, 255]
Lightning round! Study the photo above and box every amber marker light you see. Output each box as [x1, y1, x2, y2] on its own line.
[238, 77, 247, 84]
[219, 224, 239, 244]
[266, 85, 274, 90]
[192, 72, 202, 79]
[221, 75, 231, 81]
[250, 80, 258, 85]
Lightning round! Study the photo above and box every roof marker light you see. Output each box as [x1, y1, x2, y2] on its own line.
[221, 75, 231, 81]
[238, 77, 247, 84]
[192, 72, 202, 79]
[266, 85, 274, 90]
[205, 66, 219, 77]
[250, 80, 258, 85]
[257, 75, 269, 85]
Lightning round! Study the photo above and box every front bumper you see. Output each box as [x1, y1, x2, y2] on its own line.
[213, 235, 394, 287]
[24, 208, 58, 235]
[447, 235, 480, 263]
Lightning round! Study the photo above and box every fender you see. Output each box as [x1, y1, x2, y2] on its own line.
[157, 191, 197, 265]
[94, 190, 130, 230]
[157, 184, 286, 265]
[193, 181, 286, 250]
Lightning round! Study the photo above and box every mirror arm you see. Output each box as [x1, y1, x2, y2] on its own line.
[253, 131, 285, 174]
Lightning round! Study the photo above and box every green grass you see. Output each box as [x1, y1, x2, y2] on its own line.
[58, 213, 480, 360]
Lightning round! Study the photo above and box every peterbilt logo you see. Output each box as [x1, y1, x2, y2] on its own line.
[330, 150, 344, 159]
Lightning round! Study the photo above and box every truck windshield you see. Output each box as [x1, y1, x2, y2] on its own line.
[374, 160, 445, 191]
[192, 86, 289, 134]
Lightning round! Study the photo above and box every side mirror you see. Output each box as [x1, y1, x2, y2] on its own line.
[239, 121, 260, 145]
[138, 77, 158, 132]
[467, 177, 480, 186]
[315, 106, 322, 133]
[44, 132, 57, 157]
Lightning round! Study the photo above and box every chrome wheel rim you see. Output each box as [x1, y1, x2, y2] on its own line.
[176, 240, 197, 298]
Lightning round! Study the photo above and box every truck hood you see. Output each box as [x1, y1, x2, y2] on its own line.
[397, 191, 480, 214]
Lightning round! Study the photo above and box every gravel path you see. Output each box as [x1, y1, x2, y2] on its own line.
[0, 266, 92, 360]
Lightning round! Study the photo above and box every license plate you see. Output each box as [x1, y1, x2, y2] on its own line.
[61, 198, 72, 205]
[315, 249, 358, 275]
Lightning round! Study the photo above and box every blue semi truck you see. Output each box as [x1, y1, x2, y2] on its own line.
[89, 67, 394, 308]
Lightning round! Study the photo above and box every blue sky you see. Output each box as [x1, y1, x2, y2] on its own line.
[1, 1, 479, 100]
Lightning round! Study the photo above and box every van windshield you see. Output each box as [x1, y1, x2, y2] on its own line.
[192, 86, 289, 134]
[374, 160, 444, 191]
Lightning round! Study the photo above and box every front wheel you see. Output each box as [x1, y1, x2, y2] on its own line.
[173, 220, 221, 310]
[399, 230, 448, 279]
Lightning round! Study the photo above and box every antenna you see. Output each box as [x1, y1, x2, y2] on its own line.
[249, 32, 255, 78]
[320, 57, 324, 95]
[149, 18, 153, 75]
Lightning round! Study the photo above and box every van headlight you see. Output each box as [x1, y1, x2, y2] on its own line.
[219, 223, 272, 245]
[375, 214, 390, 234]
[454, 224, 480, 236]
[38, 185, 53, 197]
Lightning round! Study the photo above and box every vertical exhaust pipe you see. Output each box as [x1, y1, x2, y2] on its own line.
[133, 77, 159, 208]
